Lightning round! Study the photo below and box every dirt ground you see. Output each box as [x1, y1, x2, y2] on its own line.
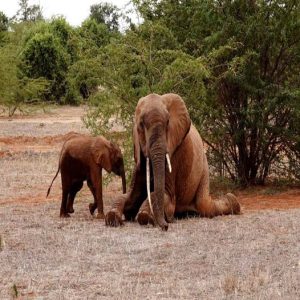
[0, 106, 299, 299]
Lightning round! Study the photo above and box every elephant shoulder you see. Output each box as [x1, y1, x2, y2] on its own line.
[188, 125, 205, 152]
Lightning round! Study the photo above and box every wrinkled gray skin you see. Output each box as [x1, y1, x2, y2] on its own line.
[105, 93, 240, 230]
[47, 134, 126, 218]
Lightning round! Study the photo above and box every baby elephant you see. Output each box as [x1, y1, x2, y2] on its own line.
[47, 133, 126, 218]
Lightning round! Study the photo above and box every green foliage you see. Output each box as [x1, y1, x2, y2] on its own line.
[20, 18, 79, 102]
[21, 31, 69, 101]
[0, 11, 8, 32]
[85, 0, 300, 186]
[0, 36, 49, 116]
[66, 58, 102, 101]
[198, 0, 300, 185]
[1, 0, 299, 185]
[0, 11, 8, 46]
[77, 18, 114, 58]
[90, 2, 120, 32]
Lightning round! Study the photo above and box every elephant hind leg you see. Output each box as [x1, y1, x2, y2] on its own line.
[67, 181, 83, 213]
[195, 170, 241, 217]
[60, 189, 70, 218]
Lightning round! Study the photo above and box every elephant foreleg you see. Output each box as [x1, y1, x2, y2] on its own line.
[105, 194, 127, 226]
[87, 179, 97, 215]
[106, 165, 147, 227]
[137, 193, 175, 226]
[136, 199, 154, 226]
[91, 169, 104, 219]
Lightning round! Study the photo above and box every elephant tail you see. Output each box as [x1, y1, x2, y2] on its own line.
[46, 132, 81, 198]
[46, 165, 60, 198]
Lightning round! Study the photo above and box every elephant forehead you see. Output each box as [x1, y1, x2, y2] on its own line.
[136, 94, 162, 111]
[136, 96, 168, 119]
[143, 109, 169, 125]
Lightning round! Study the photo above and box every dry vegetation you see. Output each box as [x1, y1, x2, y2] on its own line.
[0, 106, 299, 299]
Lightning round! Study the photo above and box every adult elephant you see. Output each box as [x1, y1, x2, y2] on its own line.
[106, 93, 240, 230]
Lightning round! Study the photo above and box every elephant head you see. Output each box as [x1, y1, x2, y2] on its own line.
[95, 141, 127, 194]
[133, 93, 191, 230]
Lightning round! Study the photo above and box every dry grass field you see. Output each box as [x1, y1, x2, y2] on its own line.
[0, 106, 299, 299]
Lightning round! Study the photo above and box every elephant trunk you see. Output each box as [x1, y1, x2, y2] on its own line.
[121, 167, 126, 194]
[149, 143, 168, 231]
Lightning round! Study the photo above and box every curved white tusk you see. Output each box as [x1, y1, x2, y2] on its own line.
[146, 157, 154, 216]
[166, 153, 172, 173]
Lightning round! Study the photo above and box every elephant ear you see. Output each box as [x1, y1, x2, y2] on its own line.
[133, 123, 140, 167]
[162, 93, 191, 157]
[133, 97, 146, 168]
[93, 143, 112, 173]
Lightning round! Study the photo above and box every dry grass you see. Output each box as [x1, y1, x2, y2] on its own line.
[0, 106, 300, 299]
[1, 201, 299, 299]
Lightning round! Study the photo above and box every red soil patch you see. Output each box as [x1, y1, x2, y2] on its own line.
[0, 193, 59, 206]
[237, 189, 300, 211]
[3, 188, 300, 213]
[0, 132, 79, 156]
[1, 130, 299, 212]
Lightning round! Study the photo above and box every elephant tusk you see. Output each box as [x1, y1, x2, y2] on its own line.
[146, 157, 154, 216]
[166, 153, 172, 173]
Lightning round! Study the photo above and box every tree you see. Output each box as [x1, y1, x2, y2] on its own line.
[20, 18, 79, 103]
[78, 18, 112, 58]
[0, 11, 8, 32]
[15, 0, 43, 22]
[90, 2, 120, 32]
[0, 23, 48, 116]
[88, 0, 300, 186]
[0, 11, 9, 46]
[195, 0, 300, 185]
[66, 58, 103, 101]
[21, 32, 69, 101]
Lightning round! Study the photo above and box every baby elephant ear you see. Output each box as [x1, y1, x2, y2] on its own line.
[161, 93, 191, 157]
[94, 146, 112, 173]
[101, 148, 112, 173]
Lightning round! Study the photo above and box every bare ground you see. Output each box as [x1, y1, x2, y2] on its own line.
[0, 106, 299, 299]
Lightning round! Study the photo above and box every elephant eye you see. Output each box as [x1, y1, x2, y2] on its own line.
[139, 122, 144, 130]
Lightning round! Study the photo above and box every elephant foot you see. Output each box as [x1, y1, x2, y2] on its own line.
[165, 214, 175, 223]
[226, 193, 241, 214]
[96, 212, 105, 219]
[105, 210, 123, 227]
[67, 207, 74, 214]
[137, 211, 155, 226]
[60, 212, 71, 218]
[89, 203, 97, 215]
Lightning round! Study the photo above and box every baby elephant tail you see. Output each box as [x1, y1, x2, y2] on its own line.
[46, 134, 74, 198]
[46, 166, 60, 198]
